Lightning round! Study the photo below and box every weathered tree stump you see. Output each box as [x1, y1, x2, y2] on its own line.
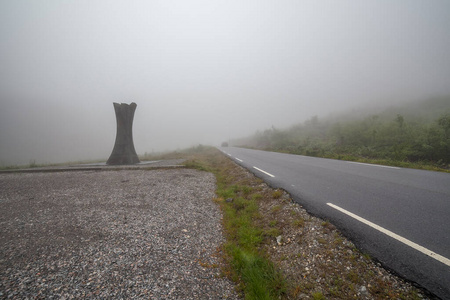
[106, 102, 140, 165]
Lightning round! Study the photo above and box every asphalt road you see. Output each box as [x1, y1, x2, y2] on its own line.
[219, 147, 450, 300]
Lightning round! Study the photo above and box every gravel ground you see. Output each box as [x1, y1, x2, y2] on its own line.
[0, 169, 239, 299]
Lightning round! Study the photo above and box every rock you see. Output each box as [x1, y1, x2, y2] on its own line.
[225, 198, 233, 203]
[276, 236, 282, 245]
[359, 285, 369, 295]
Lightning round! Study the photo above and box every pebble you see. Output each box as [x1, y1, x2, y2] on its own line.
[0, 169, 239, 299]
[360, 285, 368, 295]
[276, 236, 282, 245]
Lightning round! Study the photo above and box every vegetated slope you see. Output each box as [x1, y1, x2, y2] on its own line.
[232, 96, 450, 168]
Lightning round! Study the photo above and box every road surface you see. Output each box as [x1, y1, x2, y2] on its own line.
[219, 147, 450, 299]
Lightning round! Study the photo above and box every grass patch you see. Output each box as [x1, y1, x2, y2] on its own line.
[183, 146, 286, 299]
[271, 205, 282, 213]
[252, 193, 263, 201]
[292, 218, 305, 228]
[265, 228, 281, 238]
[312, 291, 326, 300]
[272, 190, 283, 199]
[0, 158, 107, 171]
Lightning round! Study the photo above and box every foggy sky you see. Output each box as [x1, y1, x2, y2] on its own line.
[1, 0, 450, 165]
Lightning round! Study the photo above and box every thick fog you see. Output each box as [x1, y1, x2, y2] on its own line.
[1, 1, 450, 165]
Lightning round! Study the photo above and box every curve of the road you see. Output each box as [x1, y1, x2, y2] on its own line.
[219, 147, 450, 300]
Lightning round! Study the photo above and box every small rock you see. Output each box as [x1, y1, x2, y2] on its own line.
[276, 236, 282, 245]
[359, 285, 368, 295]
[225, 198, 233, 203]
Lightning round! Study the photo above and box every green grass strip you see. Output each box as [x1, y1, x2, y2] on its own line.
[185, 148, 286, 299]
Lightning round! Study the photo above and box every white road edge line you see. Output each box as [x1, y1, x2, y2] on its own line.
[235, 158, 243, 162]
[253, 166, 275, 178]
[327, 203, 450, 267]
[347, 161, 400, 169]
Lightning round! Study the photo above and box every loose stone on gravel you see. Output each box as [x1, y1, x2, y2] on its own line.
[0, 169, 239, 299]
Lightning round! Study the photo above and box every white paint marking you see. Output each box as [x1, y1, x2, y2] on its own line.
[253, 166, 275, 177]
[235, 158, 243, 162]
[327, 203, 450, 267]
[227, 153, 232, 157]
[347, 161, 400, 169]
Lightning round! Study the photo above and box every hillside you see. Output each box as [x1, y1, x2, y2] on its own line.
[231, 96, 450, 168]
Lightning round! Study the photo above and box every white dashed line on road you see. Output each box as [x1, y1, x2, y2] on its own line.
[327, 203, 450, 267]
[253, 166, 275, 178]
[235, 158, 243, 162]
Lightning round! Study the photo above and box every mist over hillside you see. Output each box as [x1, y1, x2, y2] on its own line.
[1, 1, 450, 166]
[230, 96, 450, 166]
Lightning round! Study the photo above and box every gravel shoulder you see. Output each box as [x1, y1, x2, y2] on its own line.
[216, 157, 433, 299]
[0, 169, 239, 299]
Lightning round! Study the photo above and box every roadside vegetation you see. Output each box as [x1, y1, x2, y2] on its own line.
[155, 146, 428, 299]
[0, 159, 105, 170]
[182, 146, 287, 299]
[231, 97, 450, 171]
[0, 160, 51, 170]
